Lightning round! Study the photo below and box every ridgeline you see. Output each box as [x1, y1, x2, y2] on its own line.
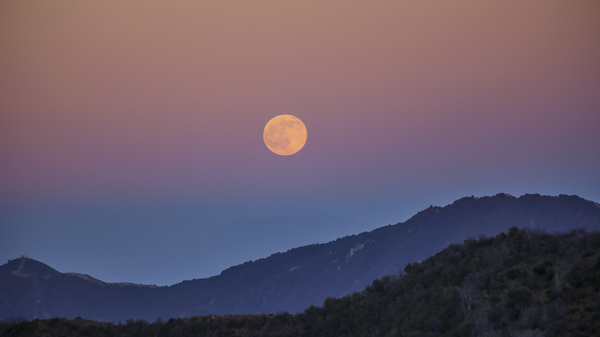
[2, 194, 599, 322]
[2, 228, 599, 336]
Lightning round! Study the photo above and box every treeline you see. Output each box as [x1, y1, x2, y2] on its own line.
[298, 227, 600, 336]
[0, 314, 303, 337]
[2, 228, 599, 336]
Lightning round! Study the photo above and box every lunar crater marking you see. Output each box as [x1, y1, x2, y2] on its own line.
[263, 115, 307, 156]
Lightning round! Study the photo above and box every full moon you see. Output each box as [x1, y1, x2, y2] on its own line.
[263, 115, 308, 156]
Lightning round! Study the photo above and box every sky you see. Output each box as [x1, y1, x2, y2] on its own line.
[1, 0, 599, 286]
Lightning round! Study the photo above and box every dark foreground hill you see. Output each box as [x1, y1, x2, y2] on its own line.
[2, 228, 599, 336]
[1, 194, 600, 322]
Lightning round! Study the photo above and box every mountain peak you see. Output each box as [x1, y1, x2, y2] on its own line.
[1, 194, 599, 322]
[0, 256, 60, 278]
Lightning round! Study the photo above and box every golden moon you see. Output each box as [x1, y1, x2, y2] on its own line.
[263, 115, 308, 156]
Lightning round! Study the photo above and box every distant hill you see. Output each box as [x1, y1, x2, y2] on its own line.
[1, 193, 599, 322]
[0, 256, 60, 279]
[3, 228, 598, 336]
[0, 257, 161, 322]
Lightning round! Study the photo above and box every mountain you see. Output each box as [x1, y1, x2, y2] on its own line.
[295, 227, 600, 336]
[3, 228, 599, 336]
[1, 193, 599, 322]
[0, 257, 60, 279]
[0, 257, 162, 322]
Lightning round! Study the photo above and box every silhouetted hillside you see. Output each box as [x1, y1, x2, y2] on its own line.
[297, 227, 600, 336]
[1, 194, 599, 322]
[0, 257, 162, 322]
[2, 228, 598, 336]
[0, 257, 60, 278]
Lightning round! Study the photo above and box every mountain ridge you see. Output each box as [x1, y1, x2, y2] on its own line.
[2, 193, 600, 322]
[3, 227, 599, 336]
[0, 257, 60, 279]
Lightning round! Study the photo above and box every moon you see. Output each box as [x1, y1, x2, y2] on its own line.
[263, 115, 308, 156]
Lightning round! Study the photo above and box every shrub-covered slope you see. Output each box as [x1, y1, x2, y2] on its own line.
[299, 227, 600, 336]
[2, 193, 600, 322]
[2, 228, 599, 336]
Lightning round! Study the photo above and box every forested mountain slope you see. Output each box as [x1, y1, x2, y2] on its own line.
[1, 194, 599, 322]
[2, 228, 599, 336]
[297, 227, 600, 336]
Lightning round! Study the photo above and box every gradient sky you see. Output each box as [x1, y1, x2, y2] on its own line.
[1, 1, 599, 286]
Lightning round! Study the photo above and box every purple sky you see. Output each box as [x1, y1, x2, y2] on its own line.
[1, 1, 599, 286]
